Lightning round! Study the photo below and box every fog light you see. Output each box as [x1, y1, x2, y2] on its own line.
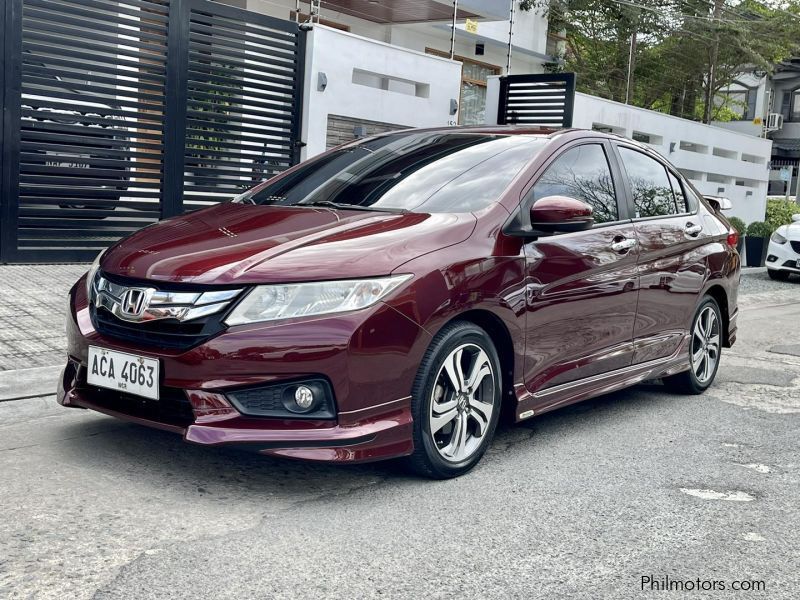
[294, 385, 314, 410]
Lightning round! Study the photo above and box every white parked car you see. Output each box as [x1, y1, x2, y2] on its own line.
[766, 214, 800, 280]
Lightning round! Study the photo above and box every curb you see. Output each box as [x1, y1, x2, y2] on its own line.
[0, 365, 61, 402]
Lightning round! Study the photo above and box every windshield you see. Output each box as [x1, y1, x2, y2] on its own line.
[235, 132, 547, 213]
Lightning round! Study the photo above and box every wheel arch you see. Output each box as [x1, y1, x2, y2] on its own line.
[433, 308, 518, 419]
[703, 284, 731, 347]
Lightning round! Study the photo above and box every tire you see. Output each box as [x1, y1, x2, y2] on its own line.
[663, 295, 722, 395]
[767, 269, 791, 281]
[404, 321, 503, 479]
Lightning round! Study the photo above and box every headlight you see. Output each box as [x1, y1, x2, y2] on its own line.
[770, 231, 787, 244]
[85, 248, 106, 297]
[225, 275, 412, 326]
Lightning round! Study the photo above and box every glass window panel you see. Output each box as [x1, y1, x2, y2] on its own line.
[668, 172, 688, 213]
[618, 147, 678, 218]
[530, 144, 619, 224]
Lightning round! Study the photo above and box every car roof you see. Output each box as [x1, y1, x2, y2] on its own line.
[365, 125, 646, 146]
[344, 125, 660, 161]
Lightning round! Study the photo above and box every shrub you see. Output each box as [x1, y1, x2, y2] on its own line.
[728, 216, 746, 235]
[765, 198, 799, 231]
[746, 221, 772, 238]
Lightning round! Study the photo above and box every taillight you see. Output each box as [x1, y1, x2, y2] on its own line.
[727, 229, 739, 248]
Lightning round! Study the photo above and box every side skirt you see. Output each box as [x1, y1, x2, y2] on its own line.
[514, 334, 691, 422]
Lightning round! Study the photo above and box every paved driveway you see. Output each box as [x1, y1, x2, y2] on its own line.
[0, 270, 798, 599]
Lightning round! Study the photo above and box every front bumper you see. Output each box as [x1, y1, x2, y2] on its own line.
[766, 239, 800, 273]
[57, 277, 428, 463]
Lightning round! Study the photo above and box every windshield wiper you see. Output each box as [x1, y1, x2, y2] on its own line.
[302, 201, 406, 214]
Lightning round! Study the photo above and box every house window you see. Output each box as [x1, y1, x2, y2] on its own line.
[781, 89, 800, 122]
[715, 83, 752, 121]
[426, 48, 501, 125]
[792, 91, 800, 122]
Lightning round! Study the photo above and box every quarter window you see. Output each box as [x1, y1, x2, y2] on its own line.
[618, 147, 678, 218]
[668, 172, 688, 213]
[530, 144, 619, 224]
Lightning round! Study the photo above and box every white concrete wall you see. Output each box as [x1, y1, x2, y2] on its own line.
[570, 93, 772, 223]
[244, 0, 550, 77]
[455, 3, 550, 57]
[301, 26, 462, 158]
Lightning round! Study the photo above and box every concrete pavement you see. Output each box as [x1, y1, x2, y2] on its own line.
[0, 264, 87, 371]
[0, 270, 798, 599]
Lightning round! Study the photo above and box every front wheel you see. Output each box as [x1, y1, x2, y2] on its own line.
[405, 321, 502, 479]
[663, 296, 722, 395]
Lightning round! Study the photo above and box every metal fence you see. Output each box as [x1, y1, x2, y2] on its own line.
[0, 0, 306, 263]
[497, 72, 576, 129]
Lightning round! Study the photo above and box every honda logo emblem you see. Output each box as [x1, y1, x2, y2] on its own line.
[119, 287, 153, 318]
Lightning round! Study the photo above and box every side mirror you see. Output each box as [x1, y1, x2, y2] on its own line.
[792, 214, 800, 223]
[529, 195, 594, 233]
[704, 195, 732, 212]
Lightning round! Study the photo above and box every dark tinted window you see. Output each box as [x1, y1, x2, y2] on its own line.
[236, 132, 547, 213]
[618, 147, 678, 218]
[530, 144, 618, 224]
[683, 183, 701, 211]
[668, 172, 688, 213]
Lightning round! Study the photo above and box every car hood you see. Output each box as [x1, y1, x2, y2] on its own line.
[101, 203, 476, 284]
[783, 221, 800, 239]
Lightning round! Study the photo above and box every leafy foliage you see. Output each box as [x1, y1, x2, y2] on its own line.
[746, 220, 773, 237]
[765, 198, 800, 230]
[523, 0, 800, 122]
[727, 215, 746, 234]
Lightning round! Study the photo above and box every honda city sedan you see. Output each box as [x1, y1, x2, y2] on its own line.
[58, 127, 740, 478]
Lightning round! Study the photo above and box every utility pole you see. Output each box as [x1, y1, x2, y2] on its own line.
[506, 0, 515, 74]
[450, 0, 459, 59]
[625, 28, 637, 104]
[703, 0, 724, 124]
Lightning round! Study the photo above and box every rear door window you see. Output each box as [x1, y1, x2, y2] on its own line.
[617, 147, 678, 218]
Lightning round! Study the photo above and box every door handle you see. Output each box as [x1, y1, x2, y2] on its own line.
[685, 222, 703, 237]
[611, 237, 637, 253]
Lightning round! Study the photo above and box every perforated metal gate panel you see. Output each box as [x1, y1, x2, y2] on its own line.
[0, 0, 305, 263]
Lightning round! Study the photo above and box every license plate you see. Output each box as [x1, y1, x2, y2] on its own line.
[796, 259, 800, 269]
[87, 346, 159, 400]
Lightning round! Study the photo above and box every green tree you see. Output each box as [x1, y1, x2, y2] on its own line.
[525, 0, 800, 122]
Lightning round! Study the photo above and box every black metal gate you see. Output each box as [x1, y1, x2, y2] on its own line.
[497, 73, 576, 129]
[0, 0, 305, 263]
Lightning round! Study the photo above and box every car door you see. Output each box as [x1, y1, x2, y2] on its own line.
[612, 143, 709, 364]
[521, 141, 640, 396]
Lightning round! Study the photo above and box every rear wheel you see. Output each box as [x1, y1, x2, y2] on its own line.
[663, 296, 722, 395]
[405, 321, 502, 479]
[767, 269, 791, 281]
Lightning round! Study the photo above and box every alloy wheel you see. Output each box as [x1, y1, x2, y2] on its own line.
[429, 343, 496, 463]
[691, 305, 720, 384]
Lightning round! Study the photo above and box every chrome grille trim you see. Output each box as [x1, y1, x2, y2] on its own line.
[90, 273, 243, 323]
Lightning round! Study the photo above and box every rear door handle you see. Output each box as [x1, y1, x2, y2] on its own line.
[685, 222, 703, 237]
[611, 237, 637, 253]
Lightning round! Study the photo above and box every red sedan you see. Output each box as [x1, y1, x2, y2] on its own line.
[58, 127, 740, 478]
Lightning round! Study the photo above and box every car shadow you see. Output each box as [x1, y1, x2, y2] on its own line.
[55, 381, 673, 495]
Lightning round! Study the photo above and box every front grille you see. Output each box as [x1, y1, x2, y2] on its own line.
[790, 240, 800, 254]
[80, 384, 195, 428]
[90, 272, 243, 351]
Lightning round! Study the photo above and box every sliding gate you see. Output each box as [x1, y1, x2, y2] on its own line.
[0, 0, 305, 263]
